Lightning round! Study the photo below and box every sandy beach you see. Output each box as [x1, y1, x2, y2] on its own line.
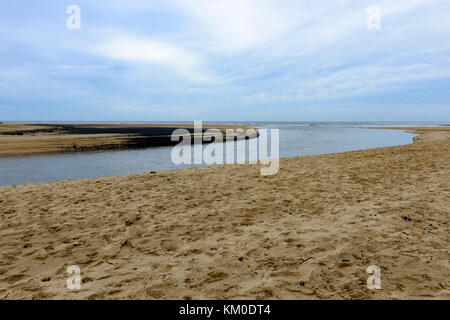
[0, 127, 449, 300]
[0, 123, 254, 157]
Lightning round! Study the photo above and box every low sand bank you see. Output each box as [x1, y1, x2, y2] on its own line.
[0, 123, 255, 157]
[0, 127, 448, 299]
[370, 126, 450, 143]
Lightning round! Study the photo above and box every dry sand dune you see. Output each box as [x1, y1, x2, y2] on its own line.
[0, 127, 449, 299]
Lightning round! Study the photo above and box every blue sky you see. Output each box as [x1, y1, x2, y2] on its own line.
[1, 0, 450, 121]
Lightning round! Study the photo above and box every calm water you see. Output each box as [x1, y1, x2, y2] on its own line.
[0, 121, 443, 186]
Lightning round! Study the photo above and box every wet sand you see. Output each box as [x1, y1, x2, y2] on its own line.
[0, 127, 449, 299]
[0, 123, 254, 157]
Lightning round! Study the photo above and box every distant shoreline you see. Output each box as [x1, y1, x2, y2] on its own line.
[0, 123, 256, 157]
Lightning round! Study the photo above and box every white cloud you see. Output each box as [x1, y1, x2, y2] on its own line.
[92, 34, 213, 82]
[172, 0, 301, 53]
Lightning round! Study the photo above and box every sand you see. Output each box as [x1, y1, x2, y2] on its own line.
[0, 123, 253, 157]
[0, 127, 449, 300]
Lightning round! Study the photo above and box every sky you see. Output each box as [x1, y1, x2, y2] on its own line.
[0, 0, 450, 121]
